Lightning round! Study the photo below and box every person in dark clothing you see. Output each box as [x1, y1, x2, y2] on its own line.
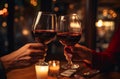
[65, 26, 120, 72]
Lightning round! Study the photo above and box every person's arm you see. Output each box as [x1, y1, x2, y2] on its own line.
[72, 44, 116, 71]
[0, 43, 44, 72]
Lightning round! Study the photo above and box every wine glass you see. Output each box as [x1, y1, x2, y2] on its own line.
[32, 11, 57, 62]
[57, 14, 82, 69]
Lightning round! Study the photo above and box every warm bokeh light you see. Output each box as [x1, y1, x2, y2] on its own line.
[4, 3, 8, 8]
[52, 0, 56, 2]
[2, 22, 7, 27]
[98, 8, 117, 20]
[14, 18, 19, 22]
[0, 10, 4, 15]
[113, 13, 117, 18]
[103, 9, 108, 16]
[54, 7, 59, 12]
[96, 20, 115, 31]
[22, 29, 30, 36]
[30, 0, 37, 6]
[20, 16, 24, 21]
[69, 4, 74, 9]
[14, 5, 19, 10]
[3, 8, 7, 13]
[109, 10, 114, 14]
[0, 8, 8, 16]
[96, 20, 103, 27]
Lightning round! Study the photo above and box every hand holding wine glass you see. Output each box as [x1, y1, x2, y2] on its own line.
[57, 14, 82, 69]
[32, 11, 57, 62]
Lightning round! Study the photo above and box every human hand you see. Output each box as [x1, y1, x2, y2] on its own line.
[1, 43, 45, 71]
[64, 44, 93, 65]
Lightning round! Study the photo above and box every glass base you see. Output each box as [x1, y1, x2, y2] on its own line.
[61, 63, 79, 69]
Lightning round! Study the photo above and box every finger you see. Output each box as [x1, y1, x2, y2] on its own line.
[18, 56, 31, 60]
[30, 49, 45, 54]
[29, 49, 46, 59]
[30, 52, 46, 57]
[29, 43, 44, 46]
[16, 49, 44, 58]
[74, 44, 93, 53]
[26, 43, 44, 49]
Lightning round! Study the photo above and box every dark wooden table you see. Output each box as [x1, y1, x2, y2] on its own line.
[7, 61, 120, 79]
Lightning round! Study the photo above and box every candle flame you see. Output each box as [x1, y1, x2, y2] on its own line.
[53, 62, 56, 67]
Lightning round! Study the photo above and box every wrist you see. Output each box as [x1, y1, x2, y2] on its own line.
[1, 55, 14, 71]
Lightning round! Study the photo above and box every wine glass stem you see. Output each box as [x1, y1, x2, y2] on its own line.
[64, 46, 73, 66]
[68, 59, 73, 66]
[39, 43, 48, 62]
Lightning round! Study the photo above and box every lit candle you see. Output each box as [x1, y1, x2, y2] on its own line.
[35, 62, 49, 79]
[48, 60, 60, 76]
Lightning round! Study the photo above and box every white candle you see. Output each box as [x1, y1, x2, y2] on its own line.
[35, 62, 49, 79]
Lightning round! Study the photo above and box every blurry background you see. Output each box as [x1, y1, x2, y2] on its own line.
[0, 0, 120, 59]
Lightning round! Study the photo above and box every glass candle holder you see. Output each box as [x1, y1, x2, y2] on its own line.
[35, 62, 49, 79]
[48, 60, 60, 77]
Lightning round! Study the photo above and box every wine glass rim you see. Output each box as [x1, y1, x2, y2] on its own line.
[37, 11, 56, 15]
[60, 13, 78, 16]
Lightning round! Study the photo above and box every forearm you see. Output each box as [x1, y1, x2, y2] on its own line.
[0, 52, 18, 72]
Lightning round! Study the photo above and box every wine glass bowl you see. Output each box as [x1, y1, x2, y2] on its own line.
[57, 13, 82, 69]
[32, 11, 57, 62]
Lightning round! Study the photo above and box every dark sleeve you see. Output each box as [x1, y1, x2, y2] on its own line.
[0, 31, 6, 56]
[91, 27, 120, 72]
[0, 60, 7, 79]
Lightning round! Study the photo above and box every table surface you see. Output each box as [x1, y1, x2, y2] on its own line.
[7, 61, 120, 79]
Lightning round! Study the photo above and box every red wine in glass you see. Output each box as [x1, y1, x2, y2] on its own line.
[33, 30, 56, 44]
[32, 12, 57, 62]
[57, 32, 81, 68]
[57, 32, 81, 46]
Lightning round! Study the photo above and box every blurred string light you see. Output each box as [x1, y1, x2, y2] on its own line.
[98, 8, 117, 20]
[96, 8, 116, 32]
[0, 3, 8, 28]
[0, 8, 8, 16]
[0, 3, 8, 16]
[102, 9, 117, 18]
